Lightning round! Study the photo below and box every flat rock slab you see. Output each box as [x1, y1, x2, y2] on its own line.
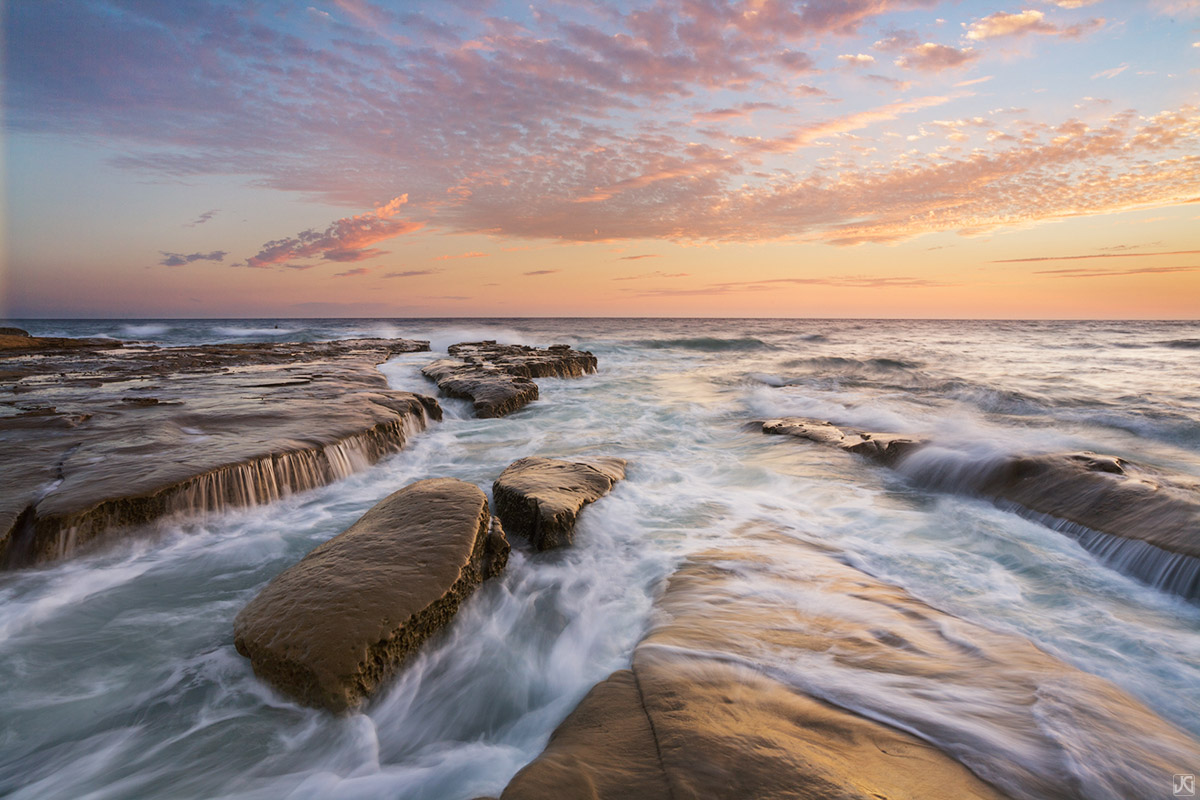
[492, 456, 625, 550]
[503, 532, 1200, 799]
[1, 337, 437, 567]
[763, 417, 1200, 584]
[421, 341, 596, 418]
[234, 478, 509, 712]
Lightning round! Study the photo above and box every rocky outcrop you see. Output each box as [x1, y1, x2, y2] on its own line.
[763, 417, 1200, 598]
[503, 533, 1200, 800]
[763, 417, 924, 466]
[234, 478, 508, 712]
[0, 326, 30, 337]
[421, 341, 597, 418]
[1, 337, 437, 567]
[492, 457, 625, 550]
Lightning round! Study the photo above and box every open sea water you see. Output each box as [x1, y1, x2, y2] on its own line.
[1, 318, 1199, 799]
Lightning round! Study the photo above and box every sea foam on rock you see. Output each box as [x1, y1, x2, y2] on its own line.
[233, 478, 509, 713]
[762, 416, 1200, 598]
[421, 341, 597, 418]
[492, 456, 626, 550]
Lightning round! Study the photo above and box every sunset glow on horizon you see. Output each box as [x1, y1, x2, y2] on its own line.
[3, 0, 1199, 319]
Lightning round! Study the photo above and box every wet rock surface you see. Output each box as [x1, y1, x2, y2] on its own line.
[421, 341, 597, 418]
[234, 478, 509, 712]
[763, 417, 1200, 595]
[0, 337, 437, 567]
[504, 531, 1200, 800]
[763, 417, 925, 466]
[492, 456, 626, 550]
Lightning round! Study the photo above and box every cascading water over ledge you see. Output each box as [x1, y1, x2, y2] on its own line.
[0, 335, 440, 568]
[5, 400, 437, 568]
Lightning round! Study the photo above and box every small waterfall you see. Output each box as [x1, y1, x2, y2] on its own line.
[23, 405, 434, 566]
[999, 502, 1200, 601]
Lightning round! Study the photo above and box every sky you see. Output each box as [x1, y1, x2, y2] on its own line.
[2, 0, 1199, 319]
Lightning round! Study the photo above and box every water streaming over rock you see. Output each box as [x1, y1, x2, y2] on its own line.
[1, 318, 1198, 799]
[39, 412, 432, 563]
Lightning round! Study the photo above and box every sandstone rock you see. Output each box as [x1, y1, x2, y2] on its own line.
[503, 534, 1200, 799]
[492, 456, 625, 550]
[421, 341, 597, 418]
[1, 337, 437, 567]
[763, 417, 924, 466]
[234, 478, 509, 712]
[0, 327, 30, 337]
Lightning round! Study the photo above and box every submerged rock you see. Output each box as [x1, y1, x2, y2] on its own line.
[421, 341, 597, 418]
[0, 337, 437, 567]
[503, 532, 1200, 799]
[492, 456, 626, 550]
[763, 417, 1200, 598]
[234, 478, 509, 713]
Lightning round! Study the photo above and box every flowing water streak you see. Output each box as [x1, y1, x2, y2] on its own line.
[42, 410, 431, 563]
[1005, 504, 1200, 599]
[0, 318, 1198, 800]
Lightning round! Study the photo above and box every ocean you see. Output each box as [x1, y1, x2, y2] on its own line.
[2, 318, 1199, 799]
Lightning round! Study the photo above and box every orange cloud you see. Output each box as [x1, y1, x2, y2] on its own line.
[994, 249, 1200, 263]
[245, 196, 421, 268]
[966, 10, 1104, 40]
[1035, 265, 1199, 278]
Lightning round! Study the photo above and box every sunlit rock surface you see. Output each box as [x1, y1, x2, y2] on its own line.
[234, 478, 509, 712]
[493, 456, 626, 550]
[421, 341, 597, 418]
[504, 532, 1200, 800]
[763, 416, 1200, 598]
[0, 337, 438, 567]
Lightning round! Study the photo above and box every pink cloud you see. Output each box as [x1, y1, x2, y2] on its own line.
[613, 270, 690, 280]
[10, 0, 1196, 269]
[733, 94, 955, 153]
[434, 251, 489, 260]
[894, 43, 979, 72]
[245, 196, 421, 268]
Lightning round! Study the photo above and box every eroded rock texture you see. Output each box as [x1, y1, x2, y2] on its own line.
[492, 456, 626, 550]
[503, 532, 1200, 800]
[234, 478, 509, 712]
[0, 337, 438, 567]
[421, 341, 596, 418]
